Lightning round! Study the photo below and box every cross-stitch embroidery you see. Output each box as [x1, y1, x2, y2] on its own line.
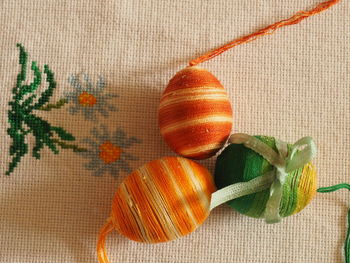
[65, 74, 118, 121]
[78, 125, 141, 177]
[6, 44, 86, 175]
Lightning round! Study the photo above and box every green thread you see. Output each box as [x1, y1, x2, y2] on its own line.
[214, 137, 270, 217]
[210, 172, 275, 210]
[317, 184, 350, 193]
[214, 135, 316, 219]
[317, 184, 350, 263]
[52, 139, 88, 152]
[346, 210, 350, 263]
[38, 98, 68, 111]
[280, 167, 302, 216]
[6, 44, 82, 175]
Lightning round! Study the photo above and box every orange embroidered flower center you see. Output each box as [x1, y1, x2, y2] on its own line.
[99, 141, 122, 164]
[78, 92, 97, 106]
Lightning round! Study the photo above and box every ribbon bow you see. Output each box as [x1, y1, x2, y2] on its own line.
[210, 133, 317, 223]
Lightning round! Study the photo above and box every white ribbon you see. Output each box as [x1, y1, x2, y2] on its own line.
[210, 133, 317, 224]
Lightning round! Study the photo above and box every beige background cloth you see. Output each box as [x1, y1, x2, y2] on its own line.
[0, 0, 349, 262]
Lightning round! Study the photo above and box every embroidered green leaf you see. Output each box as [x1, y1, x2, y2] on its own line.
[15, 43, 28, 89]
[52, 139, 88, 152]
[32, 65, 55, 109]
[5, 44, 83, 175]
[51, 126, 75, 141]
[19, 62, 41, 96]
[38, 98, 68, 111]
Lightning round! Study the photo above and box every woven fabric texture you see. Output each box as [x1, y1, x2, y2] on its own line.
[0, 0, 349, 262]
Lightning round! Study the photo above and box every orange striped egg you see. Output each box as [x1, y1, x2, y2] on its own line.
[158, 66, 233, 159]
[110, 157, 216, 243]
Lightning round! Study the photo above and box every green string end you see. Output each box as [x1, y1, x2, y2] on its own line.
[317, 183, 350, 263]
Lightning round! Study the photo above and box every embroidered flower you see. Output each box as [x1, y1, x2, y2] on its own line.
[65, 74, 118, 120]
[78, 91, 97, 107]
[78, 126, 141, 177]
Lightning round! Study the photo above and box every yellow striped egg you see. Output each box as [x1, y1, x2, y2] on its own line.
[110, 157, 216, 243]
[158, 67, 233, 159]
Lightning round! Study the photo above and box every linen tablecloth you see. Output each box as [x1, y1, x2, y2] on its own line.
[1, 0, 349, 262]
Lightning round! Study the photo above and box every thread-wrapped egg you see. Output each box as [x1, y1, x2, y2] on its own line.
[110, 156, 216, 243]
[158, 67, 233, 159]
[214, 136, 317, 218]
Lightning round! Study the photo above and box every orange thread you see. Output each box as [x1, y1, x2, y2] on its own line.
[78, 91, 97, 107]
[99, 141, 122, 164]
[97, 218, 114, 263]
[189, 0, 340, 66]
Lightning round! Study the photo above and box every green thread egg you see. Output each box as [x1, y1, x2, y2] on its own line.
[214, 136, 317, 218]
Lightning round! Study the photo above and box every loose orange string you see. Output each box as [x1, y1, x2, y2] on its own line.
[97, 218, 115, 263]
[189, 0, 340, 66]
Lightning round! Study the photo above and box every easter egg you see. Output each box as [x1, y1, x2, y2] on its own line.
[158, 66, 233, 159]
[214, 136, 317, 218]
[110, 156, 216, 243]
